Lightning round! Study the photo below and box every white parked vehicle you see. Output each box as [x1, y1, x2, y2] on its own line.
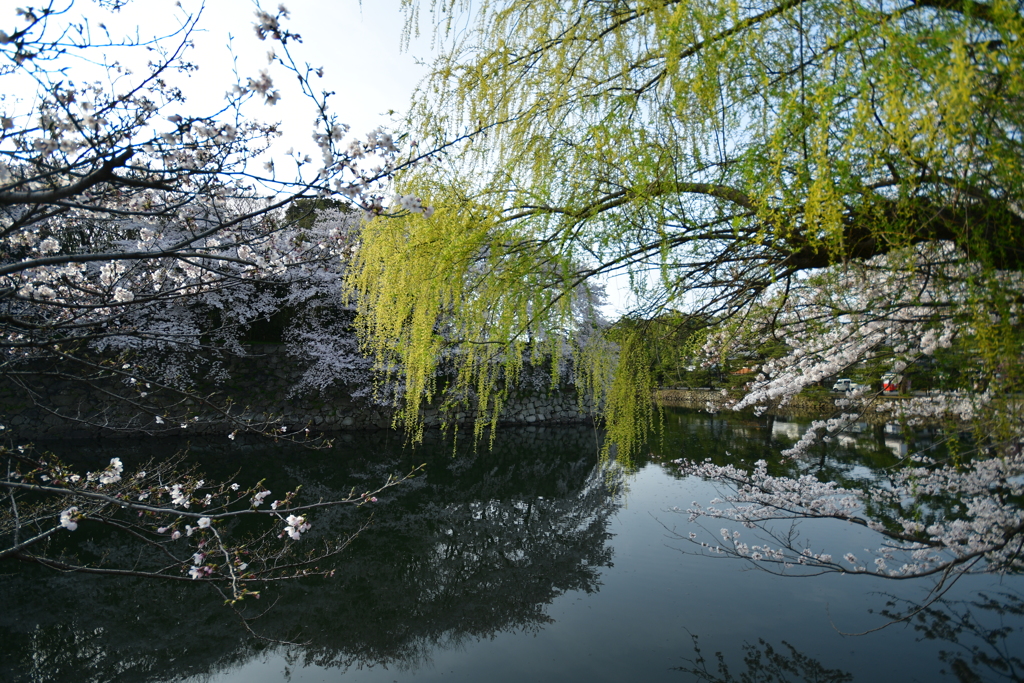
[831, 378, 868, 392]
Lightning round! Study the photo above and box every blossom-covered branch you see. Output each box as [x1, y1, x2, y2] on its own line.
[673, 445, 1024, 583]
[0, 445, 421, 602]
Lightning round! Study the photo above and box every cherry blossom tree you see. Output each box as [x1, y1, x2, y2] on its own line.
[0, 1, 449, 433]
[673, 448, 1023, 585]
[0, 0, 445, 601]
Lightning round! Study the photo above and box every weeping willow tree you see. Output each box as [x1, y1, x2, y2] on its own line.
[349, 0, 1024, 456]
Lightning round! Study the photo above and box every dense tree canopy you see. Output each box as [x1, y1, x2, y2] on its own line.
[351, 0, 1024, 449]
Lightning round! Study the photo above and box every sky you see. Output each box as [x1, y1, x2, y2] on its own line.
[161, 0, 437, 165]
[180, 0, 436, 149]
[0, 0, 437, 167]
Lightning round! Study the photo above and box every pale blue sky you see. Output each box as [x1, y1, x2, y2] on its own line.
[180, 0, 436, 162]
[191, 1, 431, 135]
[1, 0, 434, 162]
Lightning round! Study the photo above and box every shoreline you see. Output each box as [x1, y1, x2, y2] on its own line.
[654, 388, 984, 426]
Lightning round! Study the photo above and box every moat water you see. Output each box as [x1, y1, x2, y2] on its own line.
[2, 409, 1022, 682]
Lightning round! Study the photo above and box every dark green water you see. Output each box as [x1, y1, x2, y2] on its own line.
[2, 410, 1022, 682]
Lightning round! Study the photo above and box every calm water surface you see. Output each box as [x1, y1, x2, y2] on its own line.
[2, 409, 1022, 682]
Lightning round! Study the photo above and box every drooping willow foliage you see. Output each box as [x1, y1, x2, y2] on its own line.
[350, 0, 1024, 457]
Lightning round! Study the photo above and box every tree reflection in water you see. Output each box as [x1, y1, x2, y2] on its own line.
[876, 591, 1024, 682]
[675, 633, 853, 683]
[296, 426, 619, 672]
[0, 425, 620, 681]
[4, 413, 1024, 683]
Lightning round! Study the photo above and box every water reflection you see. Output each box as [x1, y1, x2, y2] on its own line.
[675, 633, 853, 683]
[294, 427, 619, 672]
[660, 411, 945, 494]
[877, 590, 1024, 682]
[2, 413, 1022, 683]
[1, 425, 621, 681]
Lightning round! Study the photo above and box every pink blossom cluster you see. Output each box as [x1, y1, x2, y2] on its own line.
[283, 514, 310, 540]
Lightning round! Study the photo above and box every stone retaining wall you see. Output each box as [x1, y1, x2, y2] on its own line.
[655, 388, 834, 415]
